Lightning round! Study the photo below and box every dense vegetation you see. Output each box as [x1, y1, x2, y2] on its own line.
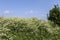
[0, 17, 60, 40]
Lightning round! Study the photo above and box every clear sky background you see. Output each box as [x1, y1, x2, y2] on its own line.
[0, 0, 60, 20]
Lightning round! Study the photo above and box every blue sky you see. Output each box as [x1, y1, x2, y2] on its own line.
[0, 0, 60, 20]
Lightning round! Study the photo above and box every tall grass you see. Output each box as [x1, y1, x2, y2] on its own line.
[0, 17, 60, 40]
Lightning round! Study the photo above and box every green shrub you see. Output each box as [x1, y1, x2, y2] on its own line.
[48, 5, 60, 26]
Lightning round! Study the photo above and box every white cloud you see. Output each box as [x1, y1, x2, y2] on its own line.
[4, 10, 10, 14]
[30, 10, 33, 13]
[25, 10, 33, 14]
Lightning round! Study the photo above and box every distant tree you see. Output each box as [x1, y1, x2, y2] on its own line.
[48, 5, 60, 25]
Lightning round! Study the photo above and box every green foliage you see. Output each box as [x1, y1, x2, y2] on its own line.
[48, 5, 60, 25]
[0, 17, 60, 40]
